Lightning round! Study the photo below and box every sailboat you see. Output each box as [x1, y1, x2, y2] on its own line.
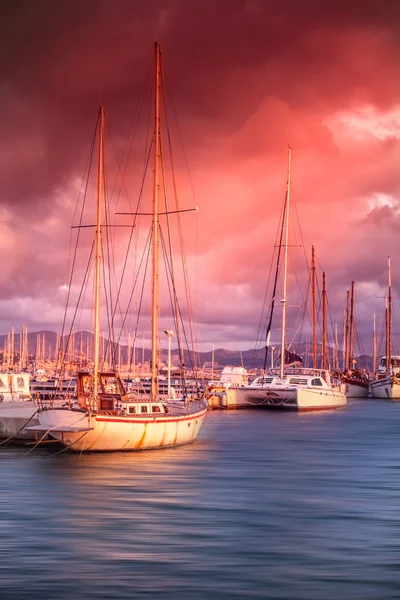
[28, 44, 207, 451]
[237, 147, 346, 411]
[341, 281, 370, 398]
[370, 257, 400, 400]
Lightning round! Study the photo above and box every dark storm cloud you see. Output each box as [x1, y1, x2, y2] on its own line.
[0, 0, 399, 213]
[0, 0, 399, 345]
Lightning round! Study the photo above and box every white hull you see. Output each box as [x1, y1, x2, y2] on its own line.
[296, 388, 346, 411]
[34, 404, 207, 451]
[344, 382, 369, 399]
[0, 401, 39, 441]
[370, 377, 400, 400]
[238, 387, 346, 411]
[207, 387, 250, 409]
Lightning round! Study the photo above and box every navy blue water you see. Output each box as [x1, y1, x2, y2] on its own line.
[1, 400, 400, 599]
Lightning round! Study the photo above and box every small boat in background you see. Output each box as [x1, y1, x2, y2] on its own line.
[206, 366, 249, 409]
[370, 259, 400, 400]
[0, 373, 36, 442]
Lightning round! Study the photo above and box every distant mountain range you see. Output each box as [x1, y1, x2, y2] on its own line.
[0, 330, 373, 371]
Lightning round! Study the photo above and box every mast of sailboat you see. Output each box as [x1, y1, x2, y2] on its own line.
[311, 246, 317, 369]
[386, 256, 392, 376]
[93, 106, 105, 404]
[151, 42, 162, 400]
[372, 312, 377, 378]
[322, 271, 327, 370]
[344, 289, 350, 372]
[280, 145, 291, 380]
[348, 281, 355, 371]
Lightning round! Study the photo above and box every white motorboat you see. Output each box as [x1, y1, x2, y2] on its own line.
[206, 366, 249, 409]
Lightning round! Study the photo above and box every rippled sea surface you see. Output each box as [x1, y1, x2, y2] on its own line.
[1, 400, 400, 599]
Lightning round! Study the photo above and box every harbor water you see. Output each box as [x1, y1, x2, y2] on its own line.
[0, 399, 399, 599]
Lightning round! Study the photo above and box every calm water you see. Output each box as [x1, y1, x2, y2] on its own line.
[1, 401, 400, 599]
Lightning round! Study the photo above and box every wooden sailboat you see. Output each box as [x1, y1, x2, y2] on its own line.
[342, 281, 370, 398]
[237, 147, 346, 411]
[370, 257, 400, 400]
[29, 44, 207, 450]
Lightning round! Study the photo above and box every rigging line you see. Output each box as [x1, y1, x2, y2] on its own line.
[163, 103, 199, 373]
[263, 192, 287, 372]
[116, 227, 153, 363]
[159, 229, 196, 377]
[110, 59, 152, 214]
[103, 155, 119, 369]
[62, 242, 95, 374]
[252, 201, 285, 367]
[162, 66, 200, 371]
[162, 58, 198, 208]
[130, 251, 151, 372]
[159, 217, 183, 366]
[159, 137, 184, 368]
[57, 112, 99, 376]
[111, 142, 154, 339]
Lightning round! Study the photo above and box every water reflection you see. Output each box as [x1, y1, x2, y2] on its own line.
[1, 402, 400, 599]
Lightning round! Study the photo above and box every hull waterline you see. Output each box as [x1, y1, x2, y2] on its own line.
[33, 403, 207, 452]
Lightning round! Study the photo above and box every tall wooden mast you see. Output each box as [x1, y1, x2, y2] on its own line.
[344, 290, 350, 372]
[280, 145, 291, 380]
[151, 42, 162, 399]
[372, 312, 377, 378]
[386, 256, 392, 376]
[311, 246, 317, 369]
[94, 106, 105, 402]
[348, 281, 355, 371]
[322, 272, 327, 370]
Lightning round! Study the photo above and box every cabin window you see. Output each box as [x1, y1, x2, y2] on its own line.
[128, 406, 136, 414]
[141, 406, 148, 413]
[311, 378, 323, 386]
[152, 406, 161, 413]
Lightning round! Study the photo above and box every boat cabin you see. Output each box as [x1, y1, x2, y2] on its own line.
[249, 368, 332, 390]
[0, 373, 31, 402]
[76, 371, 168, 415]
[377, 356, 400, 375]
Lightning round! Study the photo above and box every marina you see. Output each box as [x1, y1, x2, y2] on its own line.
[1, 2, 400, 598]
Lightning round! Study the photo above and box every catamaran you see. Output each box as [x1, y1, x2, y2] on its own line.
[237, 147, 346, 411]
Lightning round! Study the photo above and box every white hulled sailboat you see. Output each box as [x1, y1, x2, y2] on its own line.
[237, 147, 346, 411]
[370, 258, 400, 400]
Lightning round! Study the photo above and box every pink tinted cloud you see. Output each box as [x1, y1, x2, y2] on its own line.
[0, 0, 399, 348]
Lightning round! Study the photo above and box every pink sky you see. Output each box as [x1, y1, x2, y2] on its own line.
[0, 0, 400, 354]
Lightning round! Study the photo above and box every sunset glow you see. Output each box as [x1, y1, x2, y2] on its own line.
[0, 1, 399, 354]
